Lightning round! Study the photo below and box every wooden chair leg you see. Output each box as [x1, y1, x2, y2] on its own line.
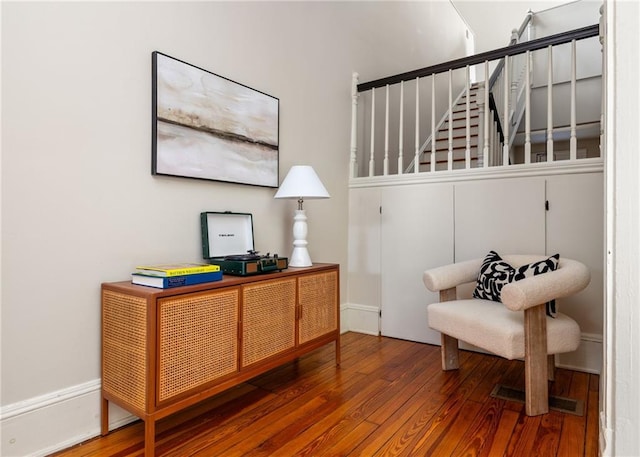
[438, 287, 459, 371]
[441, 334, 460, 370]
[524, 304, 549, 416]
[548, 354, 556, 382]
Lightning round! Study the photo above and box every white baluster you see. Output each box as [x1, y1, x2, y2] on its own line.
[448, 69, 453, 171]
[491, 118, 496, 166]
[431, 74, 436, 172]
[547, 45, 554, 162]
[465, 65, 471, 169]
[483, 62, 490, 167]
[507, 78, 522, 163]
[476, 84, 485, 168]
[350, 72, 359, 178]
[570, 39, 577, 161]
[384, 84, 389, 175]
[398, 81, 404, 174]
[524, 51, 531, 164]
[415, 77, 420, 173]
[503, 55, 510, 166]
[369, 88, 375, 176]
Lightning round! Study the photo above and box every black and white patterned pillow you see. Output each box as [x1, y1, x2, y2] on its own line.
[472, 251, 515, 302]
[513, 254, 560, 281]
[473, 251, 560, 316]
[513, 253, 560, 316]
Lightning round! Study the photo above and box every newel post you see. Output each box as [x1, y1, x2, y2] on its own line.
[350, 72, 359, 179]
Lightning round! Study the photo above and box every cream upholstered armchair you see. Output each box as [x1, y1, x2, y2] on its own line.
[422, 252, 590, 416]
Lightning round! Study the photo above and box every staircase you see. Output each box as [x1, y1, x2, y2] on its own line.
[419, 84, 482, 172]
[351, 16, 602, 178]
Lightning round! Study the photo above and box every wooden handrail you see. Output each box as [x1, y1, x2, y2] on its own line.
[357, 24, 599, 92]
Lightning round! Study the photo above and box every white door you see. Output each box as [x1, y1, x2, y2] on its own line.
[380, 183, 454, 344]
[347, 187, 382, 334]
[454, 177, 547, 262]
[546, 172, 604, 343]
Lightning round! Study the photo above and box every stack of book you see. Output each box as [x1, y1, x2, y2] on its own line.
[132, 262, 222, 288]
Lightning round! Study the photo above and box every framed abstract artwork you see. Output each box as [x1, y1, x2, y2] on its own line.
[152, 52, 279, 187]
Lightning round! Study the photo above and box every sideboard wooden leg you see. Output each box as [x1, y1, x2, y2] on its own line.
[101, 397, 109, 436]
[145, 419, 155, 457]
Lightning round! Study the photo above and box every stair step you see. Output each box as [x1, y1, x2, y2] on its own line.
[418, 158, 481, 172]
[420, 150, 480, 165]
[424, 144, 479, 158]
[444, 116, 480, 126]
[433, 147, 480, 155]
[455, 93, 479, 100]
[434, 128, 480, 141]
[451, 108, 480, 117]
[440, 118, 479, 130]
[436, 136, 478, 146]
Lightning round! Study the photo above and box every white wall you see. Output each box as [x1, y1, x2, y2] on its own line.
[603, 1, 640, 456]
[0, 2, 469, 455]
[451, 0, 601, 52]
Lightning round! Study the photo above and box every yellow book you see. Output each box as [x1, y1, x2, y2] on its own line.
[134, 262, 220, 277]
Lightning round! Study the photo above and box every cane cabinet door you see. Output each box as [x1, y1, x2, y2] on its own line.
[241, 278, 296, 367]
[157, 288, 239, 404]
[298, 270, 339, 345]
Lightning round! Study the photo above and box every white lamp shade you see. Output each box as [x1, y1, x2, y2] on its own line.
[274, 165, 330, 199]
[274, 165, 329, 267]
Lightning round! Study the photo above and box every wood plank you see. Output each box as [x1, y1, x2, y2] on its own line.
[405, 354, 499, 456]
[51, 333, 599, 457]
[555, 370, 590, 457]
[164, 371, 370, 456]
[317, 419, 379, 456]
[482, 408, 521, 457]
[585, 374, 601, 457]
[504, 413, 543, 456]
[247, 378, 392, 456]
[449, 396, 506, 456]
[349, 351, 478, 456]
[365, 342, 443, 425]
[422, 400, 483, 457]
[532, 411, 563, 456]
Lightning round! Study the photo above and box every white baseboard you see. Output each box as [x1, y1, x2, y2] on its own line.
[600, 411, 612, 456]
[344, 302, 379, 336]
[557, 332, 603, 374]
[340, 303, 350, 334]
[0, 380, 136, 457]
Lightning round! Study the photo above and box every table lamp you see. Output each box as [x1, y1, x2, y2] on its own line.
[274, 165, 330, 267]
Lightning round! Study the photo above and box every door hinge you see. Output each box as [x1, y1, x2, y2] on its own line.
[379, 206, 382, 214]
[545, 200, 550, 211]
[379, 309, 382, 318]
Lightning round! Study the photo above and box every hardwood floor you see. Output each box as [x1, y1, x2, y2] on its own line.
[52, 332, 599, 456]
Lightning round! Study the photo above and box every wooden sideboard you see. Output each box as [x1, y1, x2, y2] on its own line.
[101, 263, 340, 456]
